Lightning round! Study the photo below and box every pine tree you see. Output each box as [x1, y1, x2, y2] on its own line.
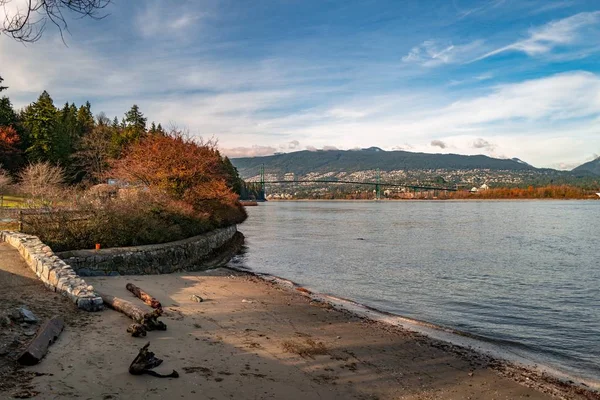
[21, 91, 59, 162]
[0, 76, 6, 92]
[124, 104, 147, 140]
[76, 101, 95, 136]
[221, 156, 243, 195]
[156, 123, 165, 135]
[149, 121, 157, 135]
[0, 96, 18, 126]
[54, 102, 79, 167]
[111, 116, 119, 129]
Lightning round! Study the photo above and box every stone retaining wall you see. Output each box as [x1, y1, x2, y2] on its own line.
[56, 226, 238, 276]
[0, 231, 103, 311]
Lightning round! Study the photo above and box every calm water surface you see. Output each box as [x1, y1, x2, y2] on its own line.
[232, 200, 599, 384]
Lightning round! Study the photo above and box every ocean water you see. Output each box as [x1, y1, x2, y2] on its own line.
[232, 200, 600, 385]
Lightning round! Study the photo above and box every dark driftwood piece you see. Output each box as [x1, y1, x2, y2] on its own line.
[18, 316, 64, 366]
[126, 283, 162, 309]
[129, 342, 179, 378]
[99, 292, 167, 335]
[127, 323, 147, 337]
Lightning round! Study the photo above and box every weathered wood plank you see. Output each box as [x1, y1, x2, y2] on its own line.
[18, 316, 64, 366]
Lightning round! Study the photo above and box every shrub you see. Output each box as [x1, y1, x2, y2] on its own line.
[18, 162, 65, 206]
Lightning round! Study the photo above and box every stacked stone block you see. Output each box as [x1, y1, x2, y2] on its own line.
[1, 231, 103, 311]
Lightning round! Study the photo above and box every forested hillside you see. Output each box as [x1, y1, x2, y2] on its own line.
[232, 147, 539, 178]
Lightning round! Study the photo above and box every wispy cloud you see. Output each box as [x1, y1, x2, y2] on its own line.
[530, 1, 578, 15]
[455, 0, 507, 19]
[473, 11, 600, 61]
[222, 146, 278, 158]
[402, 39, 484, 67]
[134, 1, 204, 38]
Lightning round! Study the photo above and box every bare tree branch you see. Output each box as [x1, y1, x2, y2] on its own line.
[1, 0, 110, 42]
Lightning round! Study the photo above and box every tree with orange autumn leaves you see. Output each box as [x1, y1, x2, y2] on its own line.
[110, 131, 246, 227]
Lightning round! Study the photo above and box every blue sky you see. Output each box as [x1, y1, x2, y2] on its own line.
[2, 0, 600, 169]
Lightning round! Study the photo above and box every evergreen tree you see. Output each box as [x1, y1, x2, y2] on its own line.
[221, 156, 243, 195]
[76, 101, 94, 136]
[149, 121, 157, 135]
[156, 123, 165, 135]
[0, 76, 6, 92]
[124, 104, 147, 139]
[54, 102, 79, 167]
[21, 91, 59, 162]
[0, 96, 18, 126]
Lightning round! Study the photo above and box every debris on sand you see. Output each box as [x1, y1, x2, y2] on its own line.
[190, 294, 204, 303]
[129, 342, 179, 378]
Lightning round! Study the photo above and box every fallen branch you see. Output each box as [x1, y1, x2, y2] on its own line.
[126, 283, 162, 309]
[129, 342, 179, 378]
[18, 316, 64, 366]
[99, 292, 167, 335]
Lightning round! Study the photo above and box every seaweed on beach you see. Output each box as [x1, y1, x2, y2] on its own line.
[281, 338, 328, 359]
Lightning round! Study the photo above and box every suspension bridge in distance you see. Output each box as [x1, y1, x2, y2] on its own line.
[245, 166, 458, 200]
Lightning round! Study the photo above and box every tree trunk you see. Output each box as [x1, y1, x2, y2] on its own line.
[18, 316, 64, 366]
[126, 283, 162, 309]
[99, 292, 146, 323]
[99, 292, 167, 334]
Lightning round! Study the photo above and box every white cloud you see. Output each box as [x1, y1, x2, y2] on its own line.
[402, 39, 484, 67]
[327, 108, 368, 119]
[134, 1, 203, 38]
[474, 11, 600, 61]
[222, 145, 277, 158]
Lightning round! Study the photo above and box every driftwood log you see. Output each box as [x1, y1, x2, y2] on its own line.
[129, 342, 179, 378]
[126, 283, 162, 309]
[99, 292, 167, 335]
[18, 316, 64, 366]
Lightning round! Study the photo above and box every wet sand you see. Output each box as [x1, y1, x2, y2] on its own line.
[14, 268, 597, 400]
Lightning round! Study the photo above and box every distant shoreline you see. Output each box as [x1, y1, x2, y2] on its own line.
[264, 198, 599, 202]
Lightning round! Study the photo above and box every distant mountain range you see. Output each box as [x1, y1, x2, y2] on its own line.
[232, 147, 537, 176]
[572, 157, 600, 176]
[230, 148, 599, 187]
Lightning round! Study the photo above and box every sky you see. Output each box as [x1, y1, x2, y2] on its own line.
[1, 0, 600, 169]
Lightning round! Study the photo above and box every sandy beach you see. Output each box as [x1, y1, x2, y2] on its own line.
[0, 249, 596, 400]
